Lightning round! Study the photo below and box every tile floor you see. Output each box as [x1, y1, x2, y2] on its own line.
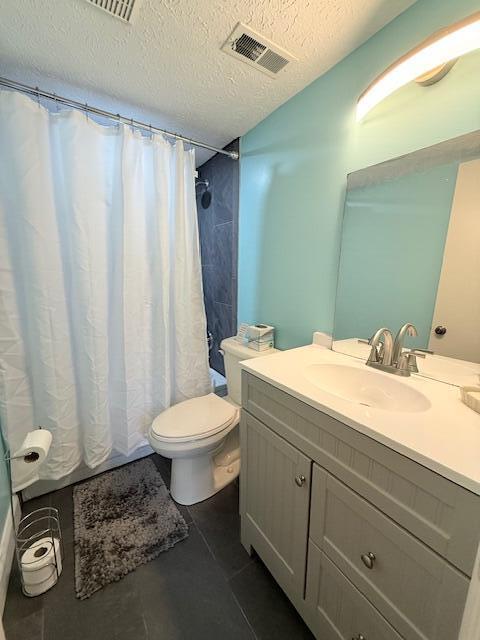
[3, 454, 314, 639]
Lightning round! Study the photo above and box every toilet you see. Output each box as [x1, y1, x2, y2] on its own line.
[148, 336, 275, 505]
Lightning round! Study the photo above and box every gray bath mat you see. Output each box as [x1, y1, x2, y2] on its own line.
[73, 457, 188, 599]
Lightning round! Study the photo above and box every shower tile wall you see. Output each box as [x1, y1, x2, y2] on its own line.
[197, 139, 239, 375]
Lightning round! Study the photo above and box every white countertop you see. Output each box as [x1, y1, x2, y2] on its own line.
[240, 344, 480, 495]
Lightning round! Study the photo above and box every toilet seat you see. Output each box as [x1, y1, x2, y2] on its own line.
[151, 393, 237, 443]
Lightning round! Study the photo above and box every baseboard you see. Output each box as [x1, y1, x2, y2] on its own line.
[22, 444, 154, 500]
[0, 495, 20, 616]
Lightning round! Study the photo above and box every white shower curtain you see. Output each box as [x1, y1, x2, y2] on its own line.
[0, 90, 211, 480]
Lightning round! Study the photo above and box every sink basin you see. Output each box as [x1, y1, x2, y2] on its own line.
[304, 364, 431, 413]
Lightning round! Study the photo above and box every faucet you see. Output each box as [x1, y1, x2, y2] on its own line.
[392, 323, 417, 365]
[367, 328, 393, 367]
[365, 323, 426, 376]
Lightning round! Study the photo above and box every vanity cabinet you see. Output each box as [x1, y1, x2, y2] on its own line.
[240, 371, 479, 640]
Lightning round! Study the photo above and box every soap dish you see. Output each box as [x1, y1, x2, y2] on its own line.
[460, 386, 480, 414]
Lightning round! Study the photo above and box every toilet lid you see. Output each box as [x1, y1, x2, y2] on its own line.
[151, 393, 237, 442]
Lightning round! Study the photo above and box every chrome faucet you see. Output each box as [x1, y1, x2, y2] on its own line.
[367, 328, 393, 367]
[365, 323, 426, 376]
[392, 323, 417, 365]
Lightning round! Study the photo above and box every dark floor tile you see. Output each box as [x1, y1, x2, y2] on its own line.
[20, 492, 52, 517]
[3, 608, 44, 640]
[50, 485, 73, 541]
[112, 618, 148, 640]
[188, 483, 252, 579]
[230, 557, 314, 640]
[150, 452, 171, 481]
[43, 551, 146, 640]
[136, 527, 254, 640]
[3, 565, 45, 631]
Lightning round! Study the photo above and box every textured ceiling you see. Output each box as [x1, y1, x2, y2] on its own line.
[0, 0, 416, 165]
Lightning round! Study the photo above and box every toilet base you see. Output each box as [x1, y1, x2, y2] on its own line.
[170, 429, 240, 505]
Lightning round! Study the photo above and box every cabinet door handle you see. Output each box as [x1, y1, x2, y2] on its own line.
[352, 635, 366, 640]
[294, 474, 306, 487]
[361, 552, 376, 569]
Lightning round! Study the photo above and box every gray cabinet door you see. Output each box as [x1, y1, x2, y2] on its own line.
[304, 542, 402, 640]
[240, 410, 312, 605]
[310, 464, 469, 640]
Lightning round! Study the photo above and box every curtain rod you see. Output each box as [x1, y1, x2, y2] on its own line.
[0, 76, 239, 160]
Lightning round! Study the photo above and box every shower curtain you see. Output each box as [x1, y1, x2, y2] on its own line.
[0, 90, 211, 480]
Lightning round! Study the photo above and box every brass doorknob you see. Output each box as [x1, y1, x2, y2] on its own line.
[294, 474, 306, 487]
[361, 552, 376, 569]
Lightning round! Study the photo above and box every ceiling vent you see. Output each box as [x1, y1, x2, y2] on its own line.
[83, 0, 142, 23]
[222, 23, 297, 78]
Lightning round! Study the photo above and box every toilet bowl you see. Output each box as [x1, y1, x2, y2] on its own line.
[149, 393, 240, 505]
[148, 336, 276, 505]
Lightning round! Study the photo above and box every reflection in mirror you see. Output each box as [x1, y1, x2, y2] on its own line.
[333, 130, 480, 387]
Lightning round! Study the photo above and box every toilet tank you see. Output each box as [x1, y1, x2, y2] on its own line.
[220, 337, 277, 405]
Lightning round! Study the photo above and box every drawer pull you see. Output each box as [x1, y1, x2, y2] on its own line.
[294, 474, 306, 487]
[352, 635, 366, 640]
[361, 552, 376, 569]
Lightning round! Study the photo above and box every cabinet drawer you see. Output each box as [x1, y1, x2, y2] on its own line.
[242, 370, 480, 575]
[305, 542, 402, 640]
[310, 465, 469, 640]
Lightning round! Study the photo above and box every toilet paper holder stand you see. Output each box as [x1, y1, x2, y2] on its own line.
[15, 506, 64, 597]
[2, 427, 63, 596]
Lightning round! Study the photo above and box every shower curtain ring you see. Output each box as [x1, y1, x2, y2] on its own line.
[53, 93, 59, 112]
[35, 87, 40, 107]
[84, 103, 89, 121]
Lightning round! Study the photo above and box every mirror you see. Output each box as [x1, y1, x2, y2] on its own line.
[333, 130, 480, 386]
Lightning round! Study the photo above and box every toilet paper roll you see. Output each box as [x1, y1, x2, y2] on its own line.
[21, 536, 62, 597]
[11, 429, 53, 493]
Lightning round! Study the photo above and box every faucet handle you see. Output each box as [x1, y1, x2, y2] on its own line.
[398, 349, 425, 373]
[359, 338, 383, 356]
[405, 349, 426, 359]
[367, 344, 380, 364]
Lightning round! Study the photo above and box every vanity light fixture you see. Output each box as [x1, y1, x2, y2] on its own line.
[357, 10, 480, 121]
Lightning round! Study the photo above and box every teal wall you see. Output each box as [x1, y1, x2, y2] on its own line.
[239, 0, 480, 350]
[335, 162, 458, 345]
